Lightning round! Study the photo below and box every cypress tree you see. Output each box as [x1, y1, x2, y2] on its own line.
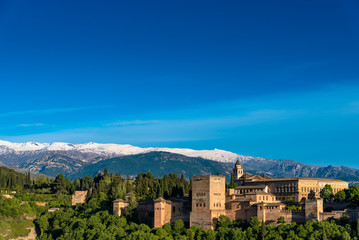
[104, 168, 109, 178]
[53, 173, 67, 194]
[261, 219, 266, 239]
[189, 229, 193, 240]
[230, 173, 234, 188]
[126, 175, 131, 193]
[242, 174, 246, 186]
[27, 171, 31, 185]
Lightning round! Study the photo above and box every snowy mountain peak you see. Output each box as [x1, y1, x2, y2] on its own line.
[0, 140, 258, 163]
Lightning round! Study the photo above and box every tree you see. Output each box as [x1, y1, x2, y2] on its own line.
[172, 219, 185, 235]
[277, 216, 286, 223]
[296, 224, 308, 238]
[205, 229, 216, 240]
[104, 168, 109, 177]
[229, 173, 234, 187]
[342, 231, 351, 240]
[261, 219, 266, 239]
[228, 173, 238, 189]
[334, 190, 346, 202]
[320, 184, 333, 200]
[163, 223, 172, 234]
[284, 196, 294, 205]
[53, 173, 68, 194]
[249, 216, 260, 237]
[349, 185, 359, 201]
[339, 214, 350, 226]
[26, 170, 31, 186]
[35, 174, 50, 188]
[217, 215, 231, 228]
[357, 220, 359, 238]
[322, 228, 328, 240]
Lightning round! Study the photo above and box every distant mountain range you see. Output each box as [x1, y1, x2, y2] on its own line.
[0, 140, 248, 164]
[0, 140, 358, 184]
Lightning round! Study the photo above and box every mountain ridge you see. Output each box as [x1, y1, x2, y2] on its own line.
[67, 151, 233, 180]
[0, 140, 250, 165]
[1, 140, 358, 184]
[15, 151, 359, 184]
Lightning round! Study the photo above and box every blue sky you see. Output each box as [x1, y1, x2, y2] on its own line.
[0, 1, 359, 168]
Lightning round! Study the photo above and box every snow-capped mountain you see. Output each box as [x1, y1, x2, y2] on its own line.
[1, 140, 358, 184]
[0, 140, 258, 165]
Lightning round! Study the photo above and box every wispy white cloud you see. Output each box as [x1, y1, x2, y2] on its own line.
[105, 120, 161, 127]
[0, 105, 114, 118]
[17, 123, 44, 127]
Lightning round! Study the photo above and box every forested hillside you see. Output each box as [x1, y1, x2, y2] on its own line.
[1, 167, 359, 239]
[67, 151, 232, 180]
[0, 166, 31, 189]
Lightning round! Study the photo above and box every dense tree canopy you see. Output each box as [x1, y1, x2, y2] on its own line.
[0, 166, 31, 190]
[1, 167, 359, 240]
[320, 184, 334, 200]
[35, 206, 357, 240]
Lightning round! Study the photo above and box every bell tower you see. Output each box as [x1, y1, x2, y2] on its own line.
[233, 159, 243, 180]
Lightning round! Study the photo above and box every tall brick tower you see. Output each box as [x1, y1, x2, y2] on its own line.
[190, 175, 226, 230]
[233, 159, 244, 180]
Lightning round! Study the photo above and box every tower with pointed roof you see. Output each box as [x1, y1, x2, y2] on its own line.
[233, 159, 244, 180]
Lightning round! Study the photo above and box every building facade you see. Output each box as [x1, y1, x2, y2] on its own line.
[112, 162, 349, 229]
[233, 173, 348, 202]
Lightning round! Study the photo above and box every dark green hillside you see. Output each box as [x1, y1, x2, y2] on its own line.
[0, 166, 31, 189]
[68, 151, 232, 180]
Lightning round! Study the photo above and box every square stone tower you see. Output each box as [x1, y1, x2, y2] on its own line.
[305, 198, 323, 221]
[190, 175, 226, 230]
[154, 198, 172, 228]
[113, 199, 129, 216]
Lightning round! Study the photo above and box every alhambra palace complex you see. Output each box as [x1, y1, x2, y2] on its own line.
[73, 161, 359, 230]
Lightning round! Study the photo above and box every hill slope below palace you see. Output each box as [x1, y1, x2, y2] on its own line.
[0, 140, 358, 183]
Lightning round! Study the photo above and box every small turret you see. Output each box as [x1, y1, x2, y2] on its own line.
[233, 159, 244, 180]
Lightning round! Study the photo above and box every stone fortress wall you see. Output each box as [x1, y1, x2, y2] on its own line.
[154, 197, 191, 228]
[110, 161, 351, 229]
